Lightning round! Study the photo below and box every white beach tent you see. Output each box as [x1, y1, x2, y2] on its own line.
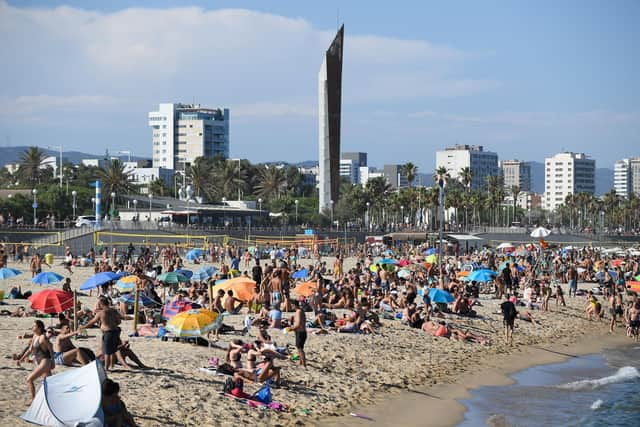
[21, 361, 106, 426]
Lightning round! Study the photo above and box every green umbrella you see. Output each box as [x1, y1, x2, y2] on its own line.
[157, 272, 190, 284]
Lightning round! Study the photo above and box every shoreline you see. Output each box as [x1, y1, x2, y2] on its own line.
[321, 332, 634, 427]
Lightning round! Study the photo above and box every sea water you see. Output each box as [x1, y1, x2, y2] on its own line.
[458, 345, 640, 427]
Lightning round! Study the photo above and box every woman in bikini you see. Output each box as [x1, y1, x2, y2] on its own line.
[18, 320, 54, 402]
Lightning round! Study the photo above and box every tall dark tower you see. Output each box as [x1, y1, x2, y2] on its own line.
[318, 24, 344, 213]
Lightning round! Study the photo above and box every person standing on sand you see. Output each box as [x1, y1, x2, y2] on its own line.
[290, 299, 307, 368]
[500, 294, 517, 346]
[79, 296, 125, 370]
[567, 264, 578, 297]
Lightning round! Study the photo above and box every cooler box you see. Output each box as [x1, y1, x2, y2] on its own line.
[45, 253, 54, 265]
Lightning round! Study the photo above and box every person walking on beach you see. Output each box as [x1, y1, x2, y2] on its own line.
[500, 294, 517, 346]
[290, 299, 307, 368]
[567, 264, 578, 297]
[17, 320, 54, 403]
[79, 296, 124, 370]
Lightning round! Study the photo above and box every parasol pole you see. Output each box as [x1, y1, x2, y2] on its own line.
[133, 286, 140, 334]
[73, 290, 78, 331]
[208, 282, 213, 311]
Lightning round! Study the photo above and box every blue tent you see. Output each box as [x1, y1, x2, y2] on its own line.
[32, 272, 64, 285]
[428, 288, 454, 303]
[80, 272, 123, 290]
[185, 249, 203, 260]
[0, 267, 22, 280]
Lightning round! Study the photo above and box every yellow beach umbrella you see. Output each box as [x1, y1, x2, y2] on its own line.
[114, 275, 138, 293]
[165, 308, 218, 337]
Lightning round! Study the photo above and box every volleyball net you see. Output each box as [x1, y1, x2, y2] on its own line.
[0, 230, 64, 248]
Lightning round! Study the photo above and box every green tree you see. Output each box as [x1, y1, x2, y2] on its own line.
[17, 147, 48, 186]
[402, 162, 418, 188]
[98, 159, 135, 208]
[254, 166, 287, 201]
[510, 185, 521, 224]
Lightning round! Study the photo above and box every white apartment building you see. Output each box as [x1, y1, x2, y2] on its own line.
[339, 159, 359, 184]
[614, 159, 631, 198]
[436, 145, 499, 189]
[149, 103, 229, 170]
[130, 168, 173, 194]
[500, 160, 531, 191]
[544, 152, 595, 211]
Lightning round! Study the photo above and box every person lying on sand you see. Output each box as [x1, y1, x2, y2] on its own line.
[422, 320, 490, 345]
[234, 357, 282, 385]
[96, 339, 148, 369]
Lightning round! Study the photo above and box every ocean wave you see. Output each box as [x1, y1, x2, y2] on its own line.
[558, 366, 639, 391]
[590, 399, 604, 410]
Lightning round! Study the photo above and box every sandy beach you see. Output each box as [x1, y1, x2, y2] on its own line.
[0, 256, 632, 427]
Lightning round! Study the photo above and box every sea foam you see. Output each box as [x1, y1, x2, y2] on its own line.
[558, 366, 639, 391]
[590, 399, 603, 410]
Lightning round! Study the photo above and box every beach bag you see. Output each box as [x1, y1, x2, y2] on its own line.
[253, 382, 272, 404]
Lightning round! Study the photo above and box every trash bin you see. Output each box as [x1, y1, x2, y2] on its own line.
[45, 253, 54, 265]
[0, 290, 4, 300]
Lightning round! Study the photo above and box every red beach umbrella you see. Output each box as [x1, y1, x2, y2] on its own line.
[28, 289, 74, 314]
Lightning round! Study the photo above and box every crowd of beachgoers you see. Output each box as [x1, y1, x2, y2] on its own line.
[1, 229, 639, 426]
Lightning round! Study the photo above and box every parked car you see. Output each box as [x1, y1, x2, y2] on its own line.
[75, 215, 96, 228]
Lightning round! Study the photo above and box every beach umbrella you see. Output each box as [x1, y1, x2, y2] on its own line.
[293, 281, 318, 298]
[595, 270, 618, 281]
[157, 272, 190, 284]
[166, 308, 218, 337]
[28, 289, 74, 314]
[383, 249, 395, 256]
[378, 258, 398, 265]
[199, 266, 217, 275]
[457, 271, 470, 278]
[635, 275, 640, 281]
[468, 269, 497, 282]
[185, 248, 203, 261]
[292, 268, 309, 279]
[530, 227, 551, 238]
[120, 293, 156, 307]
[398, 259, 410, 267]
[80, 272, 123, 291]
[114, 276, 138, 293]
[0, 267, 22, 279]
[162, 300, 194, 320]
[191, 270, 210, 282]
[428, 288, 454, 304]
[425, 254, 438, 264]
[397, 268, 411, 279]
[626, 281, 640, 292]
[175, 269, 193, 279]
[424, 248, 437, 256]
[496, 242, 516, 250]
[211, 277, 257, 302]
[32, 271, 65, 285]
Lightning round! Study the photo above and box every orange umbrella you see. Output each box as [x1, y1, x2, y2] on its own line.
[626, 281, 640, 292]
[211, 277, 257, 302]
[457, 271, 470, 277]
[293, 281, 318, 297]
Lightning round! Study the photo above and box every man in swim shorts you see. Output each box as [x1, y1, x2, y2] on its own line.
[80, 296, 123, 370]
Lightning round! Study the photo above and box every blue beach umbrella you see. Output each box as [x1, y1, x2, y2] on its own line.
[292, 268, 309, 279]
[198, 266, 217, 276]
[32, 271, 64, 285]
[120, 293, 156, 307]
[428, 288, 455, 304]
[175, 269, 193, 279]
[80, 272, 123, 290]
[191, 271, 210, 282]
[424, 248, 437, 256]
[185, 249, 203, 261]
[378, 258, 399, 265]
[468, 269, 497, 283]
[0, 268, 22, 280]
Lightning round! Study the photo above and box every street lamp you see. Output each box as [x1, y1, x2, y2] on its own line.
[295, 199, 299, 224]
[148, 194, 153, 221]
[186, 185, 194, 228]
[258, 198, 262, 211]
[32, 188, 37, 227]
[110, 192, 116, 218]
[91, 197, 96, 214]
[133, 199, 138, 221]
[578, 210, 582, 230]
[400, 205, 404, 227]
[71, 190, 77, 219]
[366, 202, 370, 230]
[330, 199, 334, 230]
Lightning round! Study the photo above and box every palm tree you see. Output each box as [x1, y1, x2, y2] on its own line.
[485, 175, 504, 226]
[17, 146, 47, 186]
[149, 178, 170, 198]
[98, 159, 134, 198]
[510, 185, 521, 224]
[214, 161, 246, 200]
[459, 167, 473, 191]
[433, 166, 450, 186]
[254, 166, 287, 200]
[402, 162, 418, 188]
[187, 158, 214, 198]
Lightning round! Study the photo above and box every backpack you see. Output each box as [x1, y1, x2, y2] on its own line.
[223, 377, 235, 394]
[253, 382, 272, 404]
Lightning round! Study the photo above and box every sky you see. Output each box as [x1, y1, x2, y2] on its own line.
[0, 0, 638, 172]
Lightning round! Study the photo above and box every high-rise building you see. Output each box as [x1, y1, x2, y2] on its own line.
[630, 157, 640, 196]
[543, 152, 595, 211]
[383, 164, 408, 190]
[341, 152, 367, 167]
[435, 144, 499, 189]
[500, 160, 531, 191]
[318, 25, 344, 213]
[614, 159, 631, 198]
[149, 103, 229, 171]
[339, 159, 359, 184]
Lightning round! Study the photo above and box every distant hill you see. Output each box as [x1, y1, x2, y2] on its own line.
[0, 146, 147, 167]
[529, 161, 612, 196]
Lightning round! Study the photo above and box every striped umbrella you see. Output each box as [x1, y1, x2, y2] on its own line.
[162, 300, 194, 320]
[115, 276, 138, 293]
